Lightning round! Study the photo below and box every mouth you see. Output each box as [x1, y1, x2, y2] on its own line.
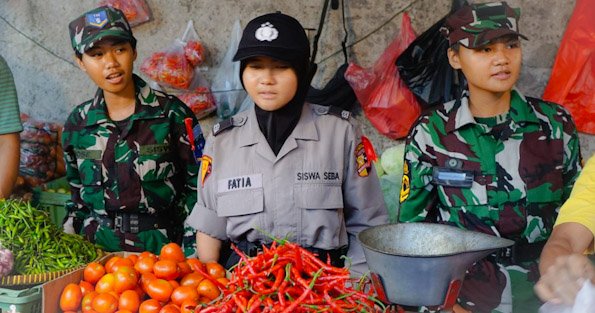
[258, 91, 277, 99]
[105, 72, 124, 83]
[491, 70, 511, 80]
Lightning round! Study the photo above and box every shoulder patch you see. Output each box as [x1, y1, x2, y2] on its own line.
[212, 117, 246, 136]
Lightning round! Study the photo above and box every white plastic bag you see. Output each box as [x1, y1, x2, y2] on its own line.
[539, 281, 595, 313]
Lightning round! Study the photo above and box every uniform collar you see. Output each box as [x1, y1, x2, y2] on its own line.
[445, 88, 540, 133]
[84, 75, 164, 128]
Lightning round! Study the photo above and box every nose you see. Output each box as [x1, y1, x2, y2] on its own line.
[493, 46, 509, 66]
[259, 69, 275, 85]
[104, 51, 119, 68]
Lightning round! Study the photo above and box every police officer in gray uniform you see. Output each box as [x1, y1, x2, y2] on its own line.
[185, 12, 387, 274]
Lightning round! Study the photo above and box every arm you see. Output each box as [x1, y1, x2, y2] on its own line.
[539, 222, 594, 275]
[197, 232, 222, 262]
[0, 133, 20, 198]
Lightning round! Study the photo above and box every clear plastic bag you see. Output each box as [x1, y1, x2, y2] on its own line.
[211, 20, 248, 120]
[539, 281, 595, 313]
[99, 0, 151, 27]
[345, 13, 420, 139]
[140, 21, 207, 90]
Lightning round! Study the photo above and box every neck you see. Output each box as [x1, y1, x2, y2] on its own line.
[468, 88, 512, 118]
[104, 83, 136, 121]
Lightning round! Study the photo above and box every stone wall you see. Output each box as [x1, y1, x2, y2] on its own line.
[1, 0, 593, 157]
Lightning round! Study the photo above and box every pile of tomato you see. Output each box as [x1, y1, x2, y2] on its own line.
[59, 243, 227, 313]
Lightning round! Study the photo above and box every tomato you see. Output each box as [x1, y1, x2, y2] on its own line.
[185, 258, 204, 272]
[92, 293, 119, 313]
[80, 280, 95, 296]
[216, 277, 230, 286]
[134, 256, 155, 274]
[84, 262, 107, 284]
[177, 261, 192, 277]
[139, 299, 162, 313]
[196, 279, 220, 300]
[141, 272, 157, 290]
[179, 299, 198, 313]
[116, 310, 133, 313]
[179, 272, 204, 288]
[60, 283, 83, 311]
[114, 266, 139, 293]
[159, 243, 185, 262]
[153, 259, 179, 280]
[170, 286, 199, 306]
[81, 291, 98, 313]
[159, 304, 181, 313]
[119, 290, 141, 312]
[126, 254, 139, 265]
[111, 258, 135, 273]
[138, 251, 158, 262]
[169, 279, 180, 290]
[95, 273, 116, 294]
[105, 256, 124, 273]
[205, 262, 226, 279]
[145, 279, 174, 302]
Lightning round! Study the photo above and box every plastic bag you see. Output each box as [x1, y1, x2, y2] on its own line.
[345, 13, 420, 139]
[542, 0, 595, 134]
[18, 115, 64, 187]
[539, 281, 595, 313]
[178, 86, 216, 120]
[396, 0, 468, 109]
[99, 0, 151, 27]
[211, 20, 248, 120]
[140, 21, 206, 90]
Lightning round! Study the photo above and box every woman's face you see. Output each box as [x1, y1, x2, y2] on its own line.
[242, 56, 298, 111]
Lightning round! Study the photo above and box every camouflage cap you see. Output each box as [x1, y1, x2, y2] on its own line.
[68, 6, 136, 54]
[442, 1, 528, 48]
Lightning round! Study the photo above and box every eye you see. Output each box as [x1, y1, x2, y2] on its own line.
[247, 63, 263, 69]
[481, 47, 492, 53]
[507, 41, 520, 49]
[88, 51, 103, 58]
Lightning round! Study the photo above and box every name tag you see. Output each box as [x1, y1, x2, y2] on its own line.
[218, 174, 262, 192]
[295, 171, 341, 182]
[74, 149, 102, 160]
[140, 144, 170, 155]
[432, 167, 474, 188]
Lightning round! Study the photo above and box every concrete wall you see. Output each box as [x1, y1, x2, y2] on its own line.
[2, 0, 593, 158]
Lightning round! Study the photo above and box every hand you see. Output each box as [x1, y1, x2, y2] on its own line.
[534, 254, 595, 305]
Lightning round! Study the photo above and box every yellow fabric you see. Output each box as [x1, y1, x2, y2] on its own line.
[556, 155, 595, 252]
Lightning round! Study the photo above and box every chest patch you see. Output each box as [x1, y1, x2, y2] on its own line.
[295, 171, 341, 182]
[218, 174, 263, 192]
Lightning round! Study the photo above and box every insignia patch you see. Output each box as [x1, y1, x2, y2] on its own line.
[86, 11, 108, 28]
[200, 155, 212, 186]
[355, 142, 371, 177]
[255, 22, 279, 41]
[400, 161, 410, 203]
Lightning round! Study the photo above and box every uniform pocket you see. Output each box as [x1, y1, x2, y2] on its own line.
[294, 183, 344, 209]
[137, 144, 175, 182]
[216, 188, 264, 217]
[294, 184, 344, 248]
[75, 159, 105, 210]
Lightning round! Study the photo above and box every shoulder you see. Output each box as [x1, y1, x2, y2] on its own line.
[153, 90, 195, 119]
[527, 96, 573, 119]
[309, 103, 353, 121]
[212, 110, 250, 136]
[64, 99, 94, 127]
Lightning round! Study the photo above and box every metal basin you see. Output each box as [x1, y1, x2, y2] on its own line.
[358, 223, 514, 307]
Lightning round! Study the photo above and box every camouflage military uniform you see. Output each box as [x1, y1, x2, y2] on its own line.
[62, 75, 204, 256]
[399, 90, 582, 312]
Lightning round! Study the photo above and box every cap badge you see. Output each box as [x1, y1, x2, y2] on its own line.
[255, 22, 279, 42]
[86, 11, 108, 28]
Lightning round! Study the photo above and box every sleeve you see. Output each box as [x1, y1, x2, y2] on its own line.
[0, 56, 23, 134]
[561, 107, 582, 201]
[398, 117, 438, 223]
[61, 116, 89, 222]
[185, 135, 229, 241]
[342, 121, 388, 275]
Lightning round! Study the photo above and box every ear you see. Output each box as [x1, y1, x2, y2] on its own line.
[74, 55, 87, 72]
[132, 48, 138, 62]
[447, 48, 462, 70]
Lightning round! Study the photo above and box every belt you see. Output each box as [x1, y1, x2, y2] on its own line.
[234, 240, 348, 268]
[492, 240, 546, 265]
[95, 212, 164, 234]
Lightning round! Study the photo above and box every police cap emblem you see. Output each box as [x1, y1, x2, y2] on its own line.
[255, 22, 279, 42]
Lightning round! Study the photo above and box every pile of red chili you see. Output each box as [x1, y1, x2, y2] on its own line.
[197, 240, 386, 312]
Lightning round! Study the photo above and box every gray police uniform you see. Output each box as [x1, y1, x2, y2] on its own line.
[186, 103, 388, 272]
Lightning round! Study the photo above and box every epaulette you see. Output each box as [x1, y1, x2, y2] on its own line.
[212, 116, 247, 136]
[313, 105, 351, 120]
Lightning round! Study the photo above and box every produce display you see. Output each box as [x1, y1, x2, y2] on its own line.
[0, 199, 98, 275]
[99, 0, 152, 27]
[375, 144, 406, 223]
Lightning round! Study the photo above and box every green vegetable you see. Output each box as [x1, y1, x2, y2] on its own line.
[380, 144, 405, 177]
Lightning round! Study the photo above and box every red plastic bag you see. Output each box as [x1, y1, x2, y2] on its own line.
[178, 86, 216, 119]
[345, 13, 420, 139]
[542, 0, 595, 134]
[99, 0, 151, 27]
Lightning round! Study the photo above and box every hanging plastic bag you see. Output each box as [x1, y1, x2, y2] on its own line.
[396, 0, 468, 109]
[345, 13, 420, 139]
[177, 72, 217, 120]
[542, 0, 595, 134]
[140, 21, 206, 90]
[211, 20, 248, 120]
[99, 0, 151, 27]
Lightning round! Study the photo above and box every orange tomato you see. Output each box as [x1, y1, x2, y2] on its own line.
[105, 256, 124, 273]
[179, 272, 204, 288]
[116, 310, 133, 313]
[111, 258, 135, 273]
[205, 262, 226, 279]
[92, 293, 119, 313]
[159, 304, 181, 313]
[216, 277, 230, 286]
[153, 259, 179, 280]
[134, 257, 155, 274]
[126, 254, 139, 265]
[145, 279, 173, 302]
[159, 243, 185, 262]
[118, 290, 141, 312]
[95, 273, 116, 294]
[60, 283, 83, 311]
[81, 291, 98, 313]
[177, 261, 192, 277]
[170, 286, 199, 306]
[114, 266, 139, 293]
[185, 258, 204, 272]
[169, 280, 180, 290]
[139, 299, 162, 313]
[179, 299, 198, 313]
[80, 280, 95, 296]
[84, 262, 106, 284]
[196, 279, 220, 300]
[138, 251, 158, 262]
